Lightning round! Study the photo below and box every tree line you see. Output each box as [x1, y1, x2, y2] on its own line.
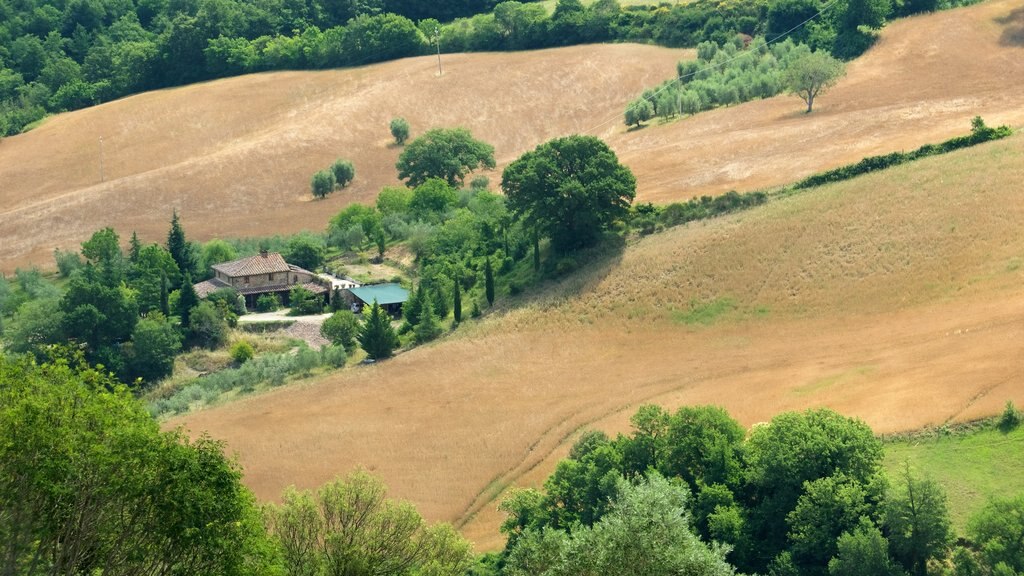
[3, 0, 972, 137]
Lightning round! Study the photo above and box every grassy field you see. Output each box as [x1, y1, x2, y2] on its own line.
[2, 0, 1023, 272]
[884, 422, 1024, 533]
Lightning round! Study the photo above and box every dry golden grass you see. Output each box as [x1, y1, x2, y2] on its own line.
[174, 132, 1024, 550]
[2, 0, 1023, 272]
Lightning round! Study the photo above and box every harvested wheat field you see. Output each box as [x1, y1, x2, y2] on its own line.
[2, 0, 1023, 271]
[175, 132, 1024, 549]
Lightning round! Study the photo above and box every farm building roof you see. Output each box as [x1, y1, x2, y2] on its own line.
[212, 251, 290, 277]
[348, 283, 410, 306]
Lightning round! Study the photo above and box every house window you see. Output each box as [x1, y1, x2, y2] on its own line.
[293, 275, 298, 283]
[244, 276, 250, 285]
[268, 274, 273, 282]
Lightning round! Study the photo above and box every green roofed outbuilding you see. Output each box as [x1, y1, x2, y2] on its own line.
[346, 283, 410, 316]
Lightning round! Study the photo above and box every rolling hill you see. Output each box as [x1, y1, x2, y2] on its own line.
[1, 0, 1022, 272]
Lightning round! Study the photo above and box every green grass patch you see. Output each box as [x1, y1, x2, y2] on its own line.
[883, 423, 1024, 533]
[671, 297, 738, 325]
[792, 365, 875, 397]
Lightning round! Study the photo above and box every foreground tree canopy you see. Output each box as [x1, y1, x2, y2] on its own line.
[0, 353, 274, 576]
[502, 135, 636, 253]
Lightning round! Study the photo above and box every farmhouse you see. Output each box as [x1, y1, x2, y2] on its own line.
[345, 283, 410, 316]
[193, 250, 329, 309]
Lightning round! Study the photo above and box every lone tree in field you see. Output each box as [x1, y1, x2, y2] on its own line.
[624, 97, 654, 128]
[502, 135, 636, 253]
[396, 127, 495, 187]
[331, 159, 355, 188]
[390, 117, 410, 145]
[359, 300, 399, 360]
[311, 169, 336, 199]
[784, 51, 846, 113]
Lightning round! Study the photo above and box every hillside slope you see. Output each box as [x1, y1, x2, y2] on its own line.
[174, 131, 1024, 549]
[2, 0, 1022, 271]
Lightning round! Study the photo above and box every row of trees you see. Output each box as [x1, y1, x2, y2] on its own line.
[3, 0, 960, 137]
[625, 37, 846, 126]
[497, 405, 1024, 576]
[311, 157, 356, 198]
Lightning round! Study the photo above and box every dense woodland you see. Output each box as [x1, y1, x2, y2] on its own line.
[0, 0, 973, 136]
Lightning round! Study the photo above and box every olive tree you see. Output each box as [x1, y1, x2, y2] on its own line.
[311, 169, 337, 199]
[390, 116, 410, 144]
[331, 158, 355, 188]
[784, 50, 846, 113]
[502, 135, 636, 253]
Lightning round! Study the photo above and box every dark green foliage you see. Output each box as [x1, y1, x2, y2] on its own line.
[311, 169, 336, 199]
[396, 127, 496, 187]
[61, 267, 139, 354]
[166, 210, 195, 283]
[160, 272, 170, 315]
[284, 234, 324, 271]
[883, 468, 952, 576]
[484, 256, 495, 306]
[413, 291, 442, 344]
[127, 312, 181, 384]
[199, 239, 238, 277]
[2, 297, 65, 359]
[786, 474, 877, 571]
[999, 400, 1021, 433]
[0, 356, 274, 575]
[178, 271, 199, 327]
[795, 118, 1014, 188]
[359, 300, 399, 359]
[828, 519, 905, 576]
[288, 286, 324, 315]
[659, 191, 769, 227]
[131, 243, 181, 314]
[187, 300, 229, 350]
[256, 293, 281, 312]
[320, 310, 360, 351]
[533, 232, 541, 272]
[502, 135, 635, 253]
[410, 178, 458, 221]
[390, 116, 410, 144]
[331, 158, 356, 188]
[81, 226, 127, 284]
[965, 496, 1024, 574]
[452, 275, 462, 323]
[471, 300, 482, 318]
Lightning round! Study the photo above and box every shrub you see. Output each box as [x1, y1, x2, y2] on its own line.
[321, 344, 347, 368]
[999, 401, 1021, 433]
[288, 286, 324, 316]
[311, 169, 336, 199]
[331, 159, 355, 188]
[230, 340, 254, 364]
[53, 248, 83, 277]
[256, 293, 280, 312]
[390, 117, 410, 145]
[187, 301, 229, 350]
[320, 310, 360, 351]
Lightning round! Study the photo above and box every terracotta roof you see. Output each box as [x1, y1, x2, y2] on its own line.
[232, 282, 328, 296]
[212, 252, 290, 277]
[193, 278, 232, 298]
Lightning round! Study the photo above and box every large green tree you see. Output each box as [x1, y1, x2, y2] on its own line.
[783, 50, 846, 113]
[502, 135, 636, 253]
[166, 210, 196, 282]
[126, 312, 182, 383]
[0, 355, 275, 575]
[396, 127, 496, 187]
[883, 468, 952, 576]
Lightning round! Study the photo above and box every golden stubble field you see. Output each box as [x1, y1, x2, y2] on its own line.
[175, 133, 1024, 549]
[1, 0, 1023, 271]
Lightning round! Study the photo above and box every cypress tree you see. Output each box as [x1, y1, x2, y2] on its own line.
[166, 210, 193, 285]
[359, 300, 398, 360]
[413, 292, 442, 344]
[484, 256, 495, 307]
[452, 276, 462, 323]
[178, 272, 198, 328]
[128, 231, 142, 264]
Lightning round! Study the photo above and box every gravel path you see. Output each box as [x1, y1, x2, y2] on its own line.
[238, 309, 333, 348]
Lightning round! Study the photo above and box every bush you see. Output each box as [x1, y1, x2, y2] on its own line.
[390, 117, 410, 145]
[53, 248, 83, 277]
[320, 310, 360, 351]
[321, 344, 347, 368]
[999, 401, 1021, 433]
[230, 340, 254, 364]
[288, 286, 324, 316]
[331, 159, 355, 188]
[187, 301, 229, 350]
[256, 293, 281, 312]
[311, 170, 336, 199]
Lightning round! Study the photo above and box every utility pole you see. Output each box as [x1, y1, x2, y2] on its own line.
[99, 136, 104, 183]
[434, 28, 442, 76]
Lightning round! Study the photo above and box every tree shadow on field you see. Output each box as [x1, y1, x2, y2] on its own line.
[513, 235, 627, 310]
[996, 6, 1024, 46]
